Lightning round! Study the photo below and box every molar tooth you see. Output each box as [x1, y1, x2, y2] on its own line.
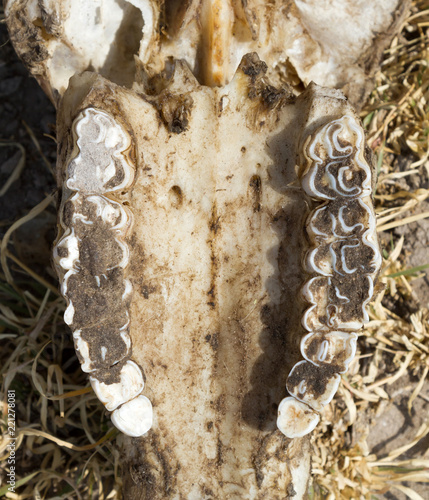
[111, 395, 153, 437]
[68, 108, 134, 194]
[301, 331, 357, 373]
[75, 323, 132, 370]
[286, 360, 341, 412]
[90, 360, 144, 411]
[277, 397, 320, 439]
[300, 115, 372, 200]
[307, 198, 373, 243]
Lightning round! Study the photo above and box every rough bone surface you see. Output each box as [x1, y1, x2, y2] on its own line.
[51, 54, 381, 497]
[5, 0, 409, 108]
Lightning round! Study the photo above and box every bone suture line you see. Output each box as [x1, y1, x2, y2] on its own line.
[277, 113, 381, 438]
[53, 108, 152, 437]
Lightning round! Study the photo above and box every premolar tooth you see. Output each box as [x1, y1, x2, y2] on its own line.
[277, 397, 320, 439]
[89, 360, 144, 411]
[286, 360, 341, 412]
[111, 395, 153, 438]
[301, 331, 357, 374]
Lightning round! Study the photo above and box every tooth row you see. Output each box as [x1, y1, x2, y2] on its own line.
[53, 108, 152, 437]
[277, 114, 381, 439]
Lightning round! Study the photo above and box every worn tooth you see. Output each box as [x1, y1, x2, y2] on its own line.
[67, 108, 134, 194]
[90, 360, 144, 411]
[65, 269, 129, 329]
[302, 274, 374, 332]
[306, 198, 373, 243]
[300, 115, 372, 201]
[306, 238, 378, 278]
[301, 331, 357, 374]
[286, 361, 341, 412]
[277, 397, 320, 439]
[111, 395, 153, 438]
[74, 323, 132, 371]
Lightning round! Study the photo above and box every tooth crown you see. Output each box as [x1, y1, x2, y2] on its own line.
[53, 107, 152, 437]
[277, 113, 381, 438]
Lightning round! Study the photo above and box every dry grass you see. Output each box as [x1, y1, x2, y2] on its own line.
[1, 1, 429, 499]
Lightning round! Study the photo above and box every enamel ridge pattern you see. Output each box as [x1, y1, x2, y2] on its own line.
[53, 108, 153, 437]
[277, 113, 381, 438]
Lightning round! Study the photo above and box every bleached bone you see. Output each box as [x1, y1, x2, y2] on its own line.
[4, 0, 409, 108]
[55, 57, 370, 497]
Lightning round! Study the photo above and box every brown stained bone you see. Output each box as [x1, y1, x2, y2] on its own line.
[49, 54, 371, 497]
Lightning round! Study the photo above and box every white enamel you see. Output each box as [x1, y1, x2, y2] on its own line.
[89, 360, 144, 411]
[111, 395, 153, 437]
[60, 269, 77, 296]
[64, 302, 75, 326]
[277, 397, 320, 439]
[122, 279, 133, 300]
[72, 330, 94, 373]
[287, 361, 341, 412]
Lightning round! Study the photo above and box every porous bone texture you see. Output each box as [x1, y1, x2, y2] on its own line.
[5, 0, 409, 108]
[52, 53, 377, 498]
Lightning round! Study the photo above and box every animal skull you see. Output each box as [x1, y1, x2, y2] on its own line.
[5, 0, 406, 497]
